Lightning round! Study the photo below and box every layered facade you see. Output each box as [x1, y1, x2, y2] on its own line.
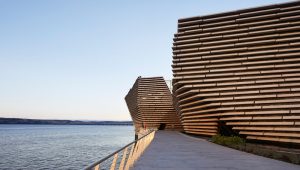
[125, 77, 182, 132]
[172, 1, 300, 143]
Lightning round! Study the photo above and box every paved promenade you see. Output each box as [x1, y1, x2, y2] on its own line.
[132, 131, 300, 170]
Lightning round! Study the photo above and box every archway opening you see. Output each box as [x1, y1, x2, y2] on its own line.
[218, 121, 238, 136]
[158, 123, 166, 130]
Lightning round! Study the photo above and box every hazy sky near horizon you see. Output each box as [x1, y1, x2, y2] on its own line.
[0, 0, 290, 121]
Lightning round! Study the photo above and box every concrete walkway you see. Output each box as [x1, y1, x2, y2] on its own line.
[132, 131, 300, 170]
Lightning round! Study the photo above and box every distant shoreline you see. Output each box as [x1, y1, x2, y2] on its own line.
[0, 117, 133, 126]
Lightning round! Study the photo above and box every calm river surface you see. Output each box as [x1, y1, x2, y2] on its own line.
[0, 124, 134, 170]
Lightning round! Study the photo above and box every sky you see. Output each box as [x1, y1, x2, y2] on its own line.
[0, 0, 291, 121]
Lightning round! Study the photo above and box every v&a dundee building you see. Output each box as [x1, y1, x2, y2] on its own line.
[126, 1, 300, 145]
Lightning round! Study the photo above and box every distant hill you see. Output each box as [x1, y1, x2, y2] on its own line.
[0, 117, 133, 125]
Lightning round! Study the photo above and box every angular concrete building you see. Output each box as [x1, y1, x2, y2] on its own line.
[125, 77, 182, 132]
[172, 1, 300, 144]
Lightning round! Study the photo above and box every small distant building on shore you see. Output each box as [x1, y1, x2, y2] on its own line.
[125, 77, 182, 133]
[172, 1, 300, 144]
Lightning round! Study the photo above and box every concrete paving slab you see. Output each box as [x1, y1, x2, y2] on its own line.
[132, 131, 300, 170]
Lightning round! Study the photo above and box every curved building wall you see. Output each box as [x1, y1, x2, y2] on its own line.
[125, 77, 182, 132]
[172, 1, 300, 144]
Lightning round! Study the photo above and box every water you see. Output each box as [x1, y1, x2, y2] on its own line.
[0, 124, 134, 170]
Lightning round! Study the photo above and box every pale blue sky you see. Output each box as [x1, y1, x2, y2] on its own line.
[0, 0, 291, 120]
